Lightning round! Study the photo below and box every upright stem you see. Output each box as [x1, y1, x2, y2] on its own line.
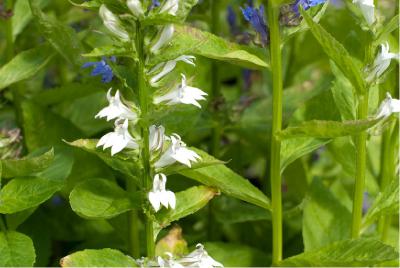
[135, 22, 155, 258]
[127, 179, 140, 258]
[267, 3, 283, 265]
[351, 94, 369, 238]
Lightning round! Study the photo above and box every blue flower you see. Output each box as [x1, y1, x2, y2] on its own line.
[82, 57, 115, 83]
[362, 191, 371, 215]
[292, 0, 326, 16]
[148, 0, 161, 11]
[240, 4, 268, 46]
[227, 6, 238, 35]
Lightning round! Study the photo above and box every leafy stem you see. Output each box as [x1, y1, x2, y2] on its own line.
[127, 178, 140, 258]
[267, 2, 283, 265]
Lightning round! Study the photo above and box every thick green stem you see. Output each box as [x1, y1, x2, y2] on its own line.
[351, 94, 369, 238]
[127, 179, 140, 258]
[135, 22, 155, 258]
[268, 3, 283, 265]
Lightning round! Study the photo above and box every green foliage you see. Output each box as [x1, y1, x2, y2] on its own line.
[60, 249, 138, 267]
[0, 231, 36, 267]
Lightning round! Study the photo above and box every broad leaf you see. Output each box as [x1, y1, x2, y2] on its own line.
[0, 231, 36, 267]
[301, 7, 366, 94]
[0, 45, 54, 91]
[12, 0, 48, 40]
[279, 238, 399, 266]
[70, 178, 139, 219]
[60, 248, 137, 267]
[144, 0, 199, 25]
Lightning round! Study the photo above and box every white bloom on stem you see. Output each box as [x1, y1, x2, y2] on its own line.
[367, 42, 399, 82]
[153, 74, 207, 108]
[99, 5, 129, 40]
[374, 92, 400, 119]
[160, 0, 179, 16]
[178, 244, 224, 268]
[127, 0, 144, 18]
[158, 253, 184, 268]
[97, 119, 138, 155]
[149, 55, 196, 86]
[150, 24, 175, 53]
[154, 134, 201, 168]
[149, 125, 167, 152]
[148, 173, 176, 212]
[96, 88, 138, 121]
[352, 0, 375, 25]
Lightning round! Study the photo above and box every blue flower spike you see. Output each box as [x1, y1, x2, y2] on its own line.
[240, 4, 269, 46]
[82, 57, 115, 83]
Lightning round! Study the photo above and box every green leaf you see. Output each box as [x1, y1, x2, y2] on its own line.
[376, 15, 400, 42]
[279, 238, 399, 266]
[29, 0, 84, 66]
[155, 186, 217, 228]
[301, 7, 366, 94]
[12, 0, 48, 40]
[60, 248, 137, 267]
[363, 178, 399, 228]
[303, 179, 351, 251]
[67, 139, 141, 185]
[69, 178, 139, 219]
[178, 164, 271, 210]
[150, 25, 268, 70]
[0, 231, 36, 267]
[6, 207, 37, 230]
[82, 45, 133, 58]
[1, 148, 54, 178]
[144, 0, 199, 25]
[0, 45, 54, 91]
[278, 119, 379, 139]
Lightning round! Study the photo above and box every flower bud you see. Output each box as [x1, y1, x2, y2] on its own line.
[160, 0, 179, 16]
[150, 24, 174, 53]
[99, 4, 129, 41]
[127, 0, 144, 19]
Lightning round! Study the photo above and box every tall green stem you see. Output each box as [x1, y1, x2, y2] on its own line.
[351, 94, 369, 238]
[135, 22, 155, 258]
[127, 179, 140, 258]
[267, 2, 283, 265]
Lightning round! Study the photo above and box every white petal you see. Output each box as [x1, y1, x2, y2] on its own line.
[149, 192, 161, 212]
[111, 138, 129, 155]
[166, 190, 176, 209]
[127, 0, 144, 18]
[151, 24, 174, 53]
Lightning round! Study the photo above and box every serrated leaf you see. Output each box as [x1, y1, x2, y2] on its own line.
[70, 178, 139, 219]
[0, 45, 54, 91]
[301, 7, 366, 94]
[0, 231, 36, 267]
[279, 238, 399, 266]
[60, 248, 138, 267]
[278, 119, 379, 139]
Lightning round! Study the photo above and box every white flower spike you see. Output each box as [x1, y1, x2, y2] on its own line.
[96, 89, 138, 121]
[352, 0, 375, 26]
[127, 0, 144, 18]
[160, 0, 179, 16]
[154, 74, 208, 108]
[151, 24, 175, 53]
[155, 134, 201, 168]
[178, 244, 224, 268]
[97, 119, 138, 155]
[149, 55, 196, 86]
[367, 42, 399, 82]
[375, 92, 400, 119]
[149, 125, 167, 152]
[99, 5, 129, 40]
[148, 173, 176, 212]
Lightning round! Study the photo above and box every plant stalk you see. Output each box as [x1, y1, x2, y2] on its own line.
[351, 93, 369, 238]
[267, 2, 283, 265]
[127, 179, 141, 258]
[135, 22, 155, 258]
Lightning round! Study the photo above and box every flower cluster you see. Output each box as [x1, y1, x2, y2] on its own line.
[367, 42, 399, 83]
[240, 4, 269, 46]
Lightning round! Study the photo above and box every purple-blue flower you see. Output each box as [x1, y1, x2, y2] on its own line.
[362, 191, 371, 215]
[227, 6, 239, 35]
[148, 0, 161, 11]
[240, 4, 268, 46]
[82, 57, 116, 83]
[292, 0, 326, 16]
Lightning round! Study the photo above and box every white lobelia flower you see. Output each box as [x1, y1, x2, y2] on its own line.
[97, 119, 138, 155]
[153, 74, 208, 108]
[154, 134, 201, 168]
[374, 92, 400, 119]
[150, 24, 175, 53]
[352, 0, 375, 25]
[367, 42, 399, 82]
[127, 0, 144, 18]
[178, 244, 224, 268]
[149, 125, 168, 152]
[148, 173, 176, 212]
[96, 89, 138, 121]
[158, 253, 184, 268]
[159, 0, 179, 16]
[149, 55, 196, 86]
[99, 5, 129, 40]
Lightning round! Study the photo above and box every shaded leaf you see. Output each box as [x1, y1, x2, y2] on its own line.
[60, 248, 137, 267]
[12, 0, 48, 40]
[0, 231, 36, 267]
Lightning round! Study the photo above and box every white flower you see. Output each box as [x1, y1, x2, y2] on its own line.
[149, 125, 168, 152]
[353, 0, 375, 25]
[374, 92, 400, 119]
[160, 0, 179, 16]
[148, 173, 176, 212]
[158, 253, 184, 268]
[99, 5, 129, 40]
[367, 42, 399, 82]
[127, 0, 144, 18]
[96, 89, 138, 121]
[149, 55, 196, 86]
[97, 119, 138, 155]
[154, 74, 207, 108]
[178, 244, 224, 268]
[151, 24, 175, 53]
[154, 134, 201, 168]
